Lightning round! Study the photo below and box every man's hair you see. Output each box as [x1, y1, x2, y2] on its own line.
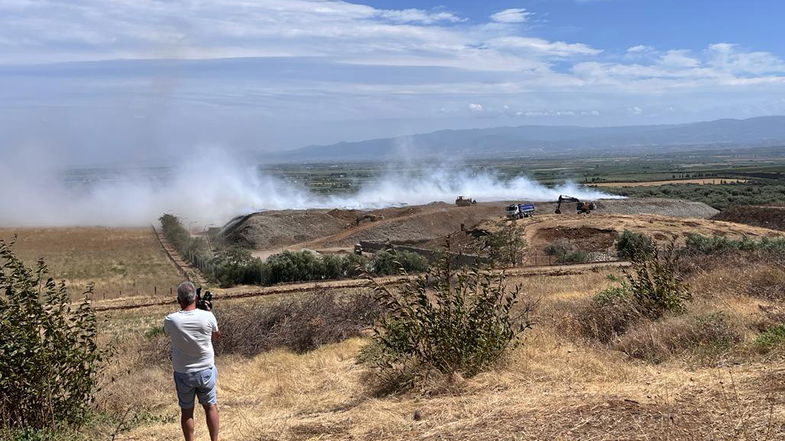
[177, 281, 197, 306]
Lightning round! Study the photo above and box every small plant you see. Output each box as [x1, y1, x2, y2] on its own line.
[754, 323, 785, 353]
[544, 239, 589, 264]
[0, 240, 103, 431]
[623, 244, 691, 320]
[615, 230, 655, 261]
[363, 256, 532, 391]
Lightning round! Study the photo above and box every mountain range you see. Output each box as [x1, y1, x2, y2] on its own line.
[270, 116, 785, 162]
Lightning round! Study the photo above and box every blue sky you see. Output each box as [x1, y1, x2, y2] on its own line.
[2, 0, 785, 165]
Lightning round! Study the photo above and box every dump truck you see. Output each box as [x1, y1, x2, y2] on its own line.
[506, 203, 536, 219]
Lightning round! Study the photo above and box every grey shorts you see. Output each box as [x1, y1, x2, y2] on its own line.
[173, 366, 217, 408]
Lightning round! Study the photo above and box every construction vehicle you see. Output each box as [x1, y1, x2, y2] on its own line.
[506, 203, 536, 219]
[455, 196, 477, 206]
[555, 195, 596, 214]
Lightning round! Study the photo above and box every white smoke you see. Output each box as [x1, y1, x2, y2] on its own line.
[0, 147, 618, 227]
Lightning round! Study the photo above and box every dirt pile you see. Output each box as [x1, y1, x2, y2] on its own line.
[592, 198, 719, 218]
[219, 210, 350, 249]
[711, 205, 785, 231]
[534, 226, 618, 252]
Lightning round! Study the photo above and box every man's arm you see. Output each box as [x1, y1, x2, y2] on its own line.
[210, 313, 220, 341]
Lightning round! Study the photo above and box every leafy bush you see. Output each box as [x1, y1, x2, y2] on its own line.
[212, 291, 382, 356]
[0, 241, 103, 431]
[623, 246, 691, 320]
[370, 250, 428, 276]
[209, 246, 264, 287]
[363, 257, 532, 391]
[544, 239, 590, 264]
[615, 230, 655, 261]
[683, 234, 785, 257]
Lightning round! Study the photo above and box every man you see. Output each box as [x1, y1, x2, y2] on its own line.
[164, 281, 221, 441]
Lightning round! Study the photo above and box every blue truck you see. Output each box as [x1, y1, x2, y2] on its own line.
[505, 203, 536, 219]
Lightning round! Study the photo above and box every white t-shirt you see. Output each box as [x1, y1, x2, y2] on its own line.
[163, 309, 219, 373]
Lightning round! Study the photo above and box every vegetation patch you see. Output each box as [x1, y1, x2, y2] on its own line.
[754, 323, 785, 353]
[362, 257, 533, 393]
[0, 240, 103, 432]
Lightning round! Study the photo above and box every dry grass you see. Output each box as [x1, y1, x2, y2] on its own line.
[90, 259, 785, 441]
[0, 227, 183, 300]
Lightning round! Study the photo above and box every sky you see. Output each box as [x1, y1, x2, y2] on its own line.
[2, 0, 785, 166]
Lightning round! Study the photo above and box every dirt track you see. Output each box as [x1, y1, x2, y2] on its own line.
[92, 261, 629, 312]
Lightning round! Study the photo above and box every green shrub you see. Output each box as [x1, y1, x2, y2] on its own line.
[544, 239, 590, 264]
[615, 230, 655, 261]
[0, 240, 103, 431]
[623, 246, 691, 320]
[363, 257, 532, 391]
[209, 246, 264, 287]
[370, 250, 428, 276]
[683, 234, 785, 257]
[754, 323, 785, 353]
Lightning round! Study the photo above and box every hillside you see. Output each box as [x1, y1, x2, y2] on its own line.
[277, 116, 785, 162]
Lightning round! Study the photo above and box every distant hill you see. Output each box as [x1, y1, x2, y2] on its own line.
[273, 116, 785, 162]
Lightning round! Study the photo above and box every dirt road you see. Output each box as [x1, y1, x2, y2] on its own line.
[93, 261, 628, 312]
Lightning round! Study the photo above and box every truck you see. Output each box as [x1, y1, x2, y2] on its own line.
[506, 203, 536, 219]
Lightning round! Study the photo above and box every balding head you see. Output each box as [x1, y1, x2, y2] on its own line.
[177, 281, 197, 307]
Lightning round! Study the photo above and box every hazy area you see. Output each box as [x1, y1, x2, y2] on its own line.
[0, 147, 613, 227]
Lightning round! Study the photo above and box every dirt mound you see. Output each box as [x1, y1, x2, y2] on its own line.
[711, 205, 785, 231]
[535, 227, 618, 252]
[219, 210, 350, 249]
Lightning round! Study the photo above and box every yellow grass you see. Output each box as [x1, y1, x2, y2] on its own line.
[0, 227, 184, 300]
[94, 263, 785, 440]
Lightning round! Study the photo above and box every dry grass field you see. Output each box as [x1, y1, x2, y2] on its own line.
[89, 259, 785, 441]
[0, 227, 184, 300]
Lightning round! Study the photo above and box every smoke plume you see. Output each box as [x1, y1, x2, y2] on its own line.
[0, 148, 617, 227]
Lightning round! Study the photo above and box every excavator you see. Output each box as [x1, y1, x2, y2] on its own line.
[555, 195, 596, 214]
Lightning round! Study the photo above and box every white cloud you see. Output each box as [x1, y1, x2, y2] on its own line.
[489, 8, 533, 24]
[469, 103, 484, 112]
[627, 45, 654, 54]
[375, 9, 465, 24]
[487, 36, 601, 57]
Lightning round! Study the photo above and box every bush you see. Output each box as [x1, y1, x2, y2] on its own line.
[370, 250, 428, 276]
[615, 230, 655, 261]
[754, 323, 785, 353]
[0, 240, 103, 431]
[363, 257, 532, 391]
[212, 291, 382, 356]
[623, 246, 691, 320]
[683, 234, 785, 257]
[615, 312, 741, 363]
[544, 239, 590, 264]
[209, 246, 264, 287]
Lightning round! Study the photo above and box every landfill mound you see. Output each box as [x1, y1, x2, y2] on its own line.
[711, 205, 785, 231]
[219, 198, 723, 251]
[218, 210, 352, 249]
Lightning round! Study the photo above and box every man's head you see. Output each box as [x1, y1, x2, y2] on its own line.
[177, 281, 197, 308]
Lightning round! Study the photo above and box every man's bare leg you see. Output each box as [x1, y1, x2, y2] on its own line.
[180, 407, 195, 441]
[204, 404, 219, 441]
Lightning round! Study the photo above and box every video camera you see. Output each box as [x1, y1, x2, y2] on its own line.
[195, 287, 213, 311]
